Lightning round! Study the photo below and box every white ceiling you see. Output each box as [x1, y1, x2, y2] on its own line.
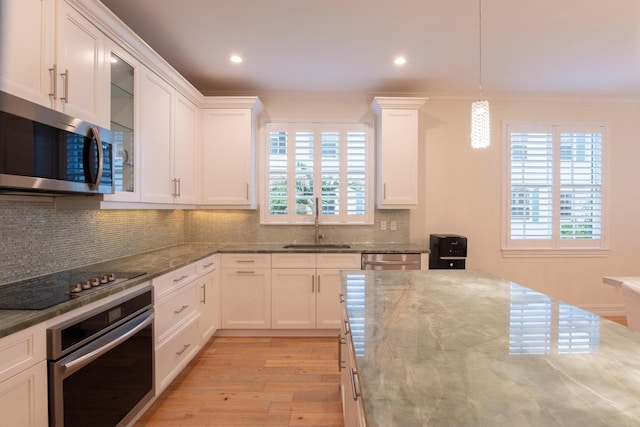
[100, 0, 640, 98]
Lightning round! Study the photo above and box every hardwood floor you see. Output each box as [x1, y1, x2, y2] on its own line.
[135, 337, 344, 427]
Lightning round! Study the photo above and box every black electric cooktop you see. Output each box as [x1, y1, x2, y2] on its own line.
[0, 271, 146, 310]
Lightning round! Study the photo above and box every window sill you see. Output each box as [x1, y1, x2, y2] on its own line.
[502, 248, 610, 258]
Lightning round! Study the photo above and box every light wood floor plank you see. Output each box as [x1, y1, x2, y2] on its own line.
[135, 336, 344, 427]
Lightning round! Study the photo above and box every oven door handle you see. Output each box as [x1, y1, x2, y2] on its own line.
[61, 310, 154, 376]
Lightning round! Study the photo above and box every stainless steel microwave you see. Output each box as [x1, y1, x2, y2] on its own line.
[0, 91, 114, 195]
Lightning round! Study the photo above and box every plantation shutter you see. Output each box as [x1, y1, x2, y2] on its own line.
[264, 123, 371, 224]
[509, 130, 553, 240]
[505, 123, 604, 250]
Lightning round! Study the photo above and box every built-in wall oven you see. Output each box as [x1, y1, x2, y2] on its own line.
[47, 286, 154, 427]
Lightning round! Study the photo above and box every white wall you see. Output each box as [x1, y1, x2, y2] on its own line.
[414, 97, 640, 315]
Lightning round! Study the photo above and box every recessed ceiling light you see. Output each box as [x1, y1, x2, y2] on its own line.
[230, 55, 243, 64]
[394, 56, 407, 66]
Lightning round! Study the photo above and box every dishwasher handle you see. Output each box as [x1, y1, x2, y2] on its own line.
[362, 259, 421, 266]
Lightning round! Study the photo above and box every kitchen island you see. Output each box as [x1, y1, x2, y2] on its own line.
[341, 270, 640, 427]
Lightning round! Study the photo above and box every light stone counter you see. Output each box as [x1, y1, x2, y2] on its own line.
[342, 269, 640, 427]
[603, 276, 640, 288]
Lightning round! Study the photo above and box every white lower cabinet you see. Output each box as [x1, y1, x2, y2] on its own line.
[197, 270, 219, 343]
[0, 324, 48, 427]
[272, 267, 317, 328]
[153, 255, 219, 394]
[340, 301, 367, 427]
[271, 253, 360, 330]
[220, 254, 272, 329]
[154, 317, 200, 393]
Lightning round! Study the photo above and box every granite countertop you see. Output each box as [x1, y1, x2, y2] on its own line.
[0, 242, 427, 339]
[342, 269, 640, 427]
[603, 276, 640, 288]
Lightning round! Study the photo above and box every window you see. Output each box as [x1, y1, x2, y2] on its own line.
[504, 123, 606, 254]
[262, 122, 372, 224]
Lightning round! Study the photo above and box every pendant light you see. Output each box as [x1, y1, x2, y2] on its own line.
[471, 0, 490, 149]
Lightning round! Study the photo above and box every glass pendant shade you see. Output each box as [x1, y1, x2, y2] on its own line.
[471, 99, 490, 149]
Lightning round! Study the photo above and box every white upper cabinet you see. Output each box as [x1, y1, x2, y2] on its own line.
[173, 93, 200, 205]
[201, 97, 263, 208]
[55, 0, 108, 128]
[0, 0, 55, 108]
[103, 41, 141, 203]
[371, 97, 427, 209]
[1, 0, 108, 127]
[140, 68, 174, 204]
[139, 67, 200, 206]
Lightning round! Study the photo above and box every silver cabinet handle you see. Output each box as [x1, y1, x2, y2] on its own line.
[383, 183, 387, 200]
[203, 262, 214, 268]
[176, 343, 191, 356]
[177, 178, 181, 197]
[173, 275, 189, 283]
[49, 64, 57, 99]
[246, 183, 249, 200]
[236, 259, 255, 263]
[174, 304, 189, 314]
[201, 284, 206, 304]
[60, 69, 69, 103]
[342, 319, 351, 335]
[350, 368, 362, 401]
[171, 178, 178, 197]
[87, 127, 104, 191]
[317, 275, 321, 293]
[339, 293, 345, 303]
[337, 335, 346, 371]
[236, 270, 255, 274]
[311, 275, 315, 293]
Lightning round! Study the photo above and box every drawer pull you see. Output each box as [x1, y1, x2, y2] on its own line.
[174, 305, 189, 314]
[342, 319, 351, 335]
[236, 259, 256, 263]
[176, 343, 191, 356]
[350, 367, 362, 401]
[173, 275, 189, 283]
[236, 270, 255, 274]
[201, 284, 206, 304]
[339, 293, 345, 303]
[203, 262, 215, 268]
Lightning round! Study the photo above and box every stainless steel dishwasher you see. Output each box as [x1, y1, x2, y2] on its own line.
[361, 253, 421, 270]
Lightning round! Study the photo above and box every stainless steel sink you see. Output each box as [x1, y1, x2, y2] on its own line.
[282, 244, 351, 249]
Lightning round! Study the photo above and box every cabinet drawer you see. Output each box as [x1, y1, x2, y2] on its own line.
[221, 253, 271, 269]
[196, 255, 217, 275]
[272, 253, 316, 269]
[0, 324, 46, 383]
[153, 264, 197, 299]
[317, 253, 361, 269]
[155, 317, 199, 393]
[155, 283, 198, 343]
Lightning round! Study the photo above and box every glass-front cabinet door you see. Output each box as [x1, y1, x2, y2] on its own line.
[104, 44, 140, 202]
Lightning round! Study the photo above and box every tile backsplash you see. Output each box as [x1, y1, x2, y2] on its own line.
[1, 198, 409, 284]
[184, 209, 409, 244]
[0, 199, 183, 284]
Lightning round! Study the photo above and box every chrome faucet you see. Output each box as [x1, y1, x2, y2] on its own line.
[315, 197, 324, 245]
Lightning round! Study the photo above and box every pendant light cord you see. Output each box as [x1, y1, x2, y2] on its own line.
[478, 0, 483, 100]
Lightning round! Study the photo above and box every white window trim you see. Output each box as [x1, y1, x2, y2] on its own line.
[501, 121, 610, 258]
[260, 122, 374, 225]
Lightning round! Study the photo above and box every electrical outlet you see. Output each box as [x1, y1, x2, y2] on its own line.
[380, 220, 387, 231]
[390, 221, 397, 231]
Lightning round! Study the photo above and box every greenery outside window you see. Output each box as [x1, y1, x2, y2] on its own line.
[503, 123, 607, 256]
[261, 122, 372, 224]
